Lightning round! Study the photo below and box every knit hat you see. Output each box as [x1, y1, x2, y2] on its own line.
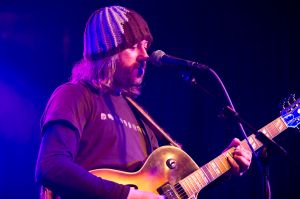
[83, 6, 153, 60]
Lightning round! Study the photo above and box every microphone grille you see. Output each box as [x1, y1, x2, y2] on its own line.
[149, 50, 165, 66]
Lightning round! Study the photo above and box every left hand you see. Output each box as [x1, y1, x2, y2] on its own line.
[225, 138, 252, 176]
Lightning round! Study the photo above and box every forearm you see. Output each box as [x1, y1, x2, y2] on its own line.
[35, 123, 130, 199]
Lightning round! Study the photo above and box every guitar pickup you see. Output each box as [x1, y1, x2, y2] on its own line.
[157, 183, 186, 199]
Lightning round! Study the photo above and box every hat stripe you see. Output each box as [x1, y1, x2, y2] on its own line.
[99, 8, 109, 53]
[95, 11, 103, 54]
[113, 6, 128, 18]
[84, 14, 92, 58]
[83, 5, 153, 59]
[105, 8, 120, 48]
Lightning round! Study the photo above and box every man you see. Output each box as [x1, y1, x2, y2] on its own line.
[35, 5, 252, 199]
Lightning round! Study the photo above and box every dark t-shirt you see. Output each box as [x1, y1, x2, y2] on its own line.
[38, 81, 159, 198]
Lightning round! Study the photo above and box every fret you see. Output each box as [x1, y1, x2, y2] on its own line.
[186, 176, 197, 193]
[273, 117, 287, 136]
[202, 164, 214, 182]
[260, 127, 272, 139]
[248, 134, 261, 150]
[184, 178, 194, 195]
[224, 150, 234, 159]
[241, 140, 250, 151]
[266, 123, 278, 139]
[247, 135, 256, 150]
[233, 117, 287, 155]
[211, 159, 222, 176]
[216, 155, 229, 173]
[253, 134, 264, 149]
[272, 120, 281, 136]
[179, 179, 192, 196]
[194, 170, 205, 187]
[226, 117, 288, 157]
[218, 150, 235, 173]
[258, 118, 287, 139]
[190, 173, 202, 190]
[220, 153, 231, 170]
[199, 168, 210, 185]
[206, 162, 218, 179]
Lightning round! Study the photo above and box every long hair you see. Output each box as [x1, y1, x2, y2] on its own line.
[70, 55, 141, 97]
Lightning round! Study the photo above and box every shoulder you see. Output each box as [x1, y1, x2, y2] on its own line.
[54, 81, 90, 95]
[51, 81, 94, 101]
[44, 81, 96, 116]
[41, 82, 95, 134]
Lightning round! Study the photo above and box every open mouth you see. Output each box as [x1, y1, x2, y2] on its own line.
[136, 62, 147, 77]
[137, 67, 144, 77]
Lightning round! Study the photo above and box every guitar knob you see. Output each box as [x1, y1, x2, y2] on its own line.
[279, 98, 287, 110]
[166, 159, 176, 169]
[288, 93, 296, 103]
[291, 94, 296, 103]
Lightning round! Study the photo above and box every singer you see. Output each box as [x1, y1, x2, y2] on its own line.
[35, 5, 252, 199]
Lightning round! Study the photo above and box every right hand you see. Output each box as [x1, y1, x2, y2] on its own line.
[127, 187, 165, 199]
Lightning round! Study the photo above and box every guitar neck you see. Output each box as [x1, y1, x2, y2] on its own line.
[178, 116, 288, 197]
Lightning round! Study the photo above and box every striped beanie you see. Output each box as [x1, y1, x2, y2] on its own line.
[83, 6, 153, 60]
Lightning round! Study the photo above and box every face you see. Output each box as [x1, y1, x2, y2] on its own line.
[114, 40, 149, 90]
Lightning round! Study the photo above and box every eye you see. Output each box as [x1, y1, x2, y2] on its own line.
[130, 41, 149, 50]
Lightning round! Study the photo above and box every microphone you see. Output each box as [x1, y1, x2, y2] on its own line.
[149, 50, 209, 70]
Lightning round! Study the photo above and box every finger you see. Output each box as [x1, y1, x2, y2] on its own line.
[227, 156, 240, 176]
[233, 154, 250, 170]
[233, 150, 252, 176]
[223, 138, 241, 152]
[234, 148, 252, 162]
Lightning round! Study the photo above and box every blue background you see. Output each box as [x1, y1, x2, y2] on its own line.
[0, 0, 299, 198]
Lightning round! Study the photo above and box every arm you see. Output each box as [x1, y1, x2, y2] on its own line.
[35, 122, 130, 199]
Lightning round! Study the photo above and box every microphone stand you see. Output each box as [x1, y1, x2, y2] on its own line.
[222, 106, 287, 199]
[180, 65, 287, 199]
[180, 65, 257, 155]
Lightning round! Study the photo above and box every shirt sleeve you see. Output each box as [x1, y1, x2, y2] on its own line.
[35, 122, 130, 199]
[40, 83, 91, 137]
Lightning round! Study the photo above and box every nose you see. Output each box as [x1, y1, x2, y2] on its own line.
[137, 46, 149, 62]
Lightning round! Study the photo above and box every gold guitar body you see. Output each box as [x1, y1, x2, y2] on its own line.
[90, 146, 199, 197]
[43, 146, 199, 199]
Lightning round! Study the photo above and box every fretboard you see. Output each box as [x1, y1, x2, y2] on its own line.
[178, 116, 288, 197]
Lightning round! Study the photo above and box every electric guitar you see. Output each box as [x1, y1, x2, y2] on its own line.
[43, 98, 300, 199]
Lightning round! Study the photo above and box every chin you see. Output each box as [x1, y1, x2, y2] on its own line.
[131, 76, 143, 84]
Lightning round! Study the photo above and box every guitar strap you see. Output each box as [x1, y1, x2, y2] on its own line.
[132, 108, 154, 155]
[125, 96, 181, 148]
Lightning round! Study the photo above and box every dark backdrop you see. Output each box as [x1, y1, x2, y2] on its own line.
[0, 0, 299, 198]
